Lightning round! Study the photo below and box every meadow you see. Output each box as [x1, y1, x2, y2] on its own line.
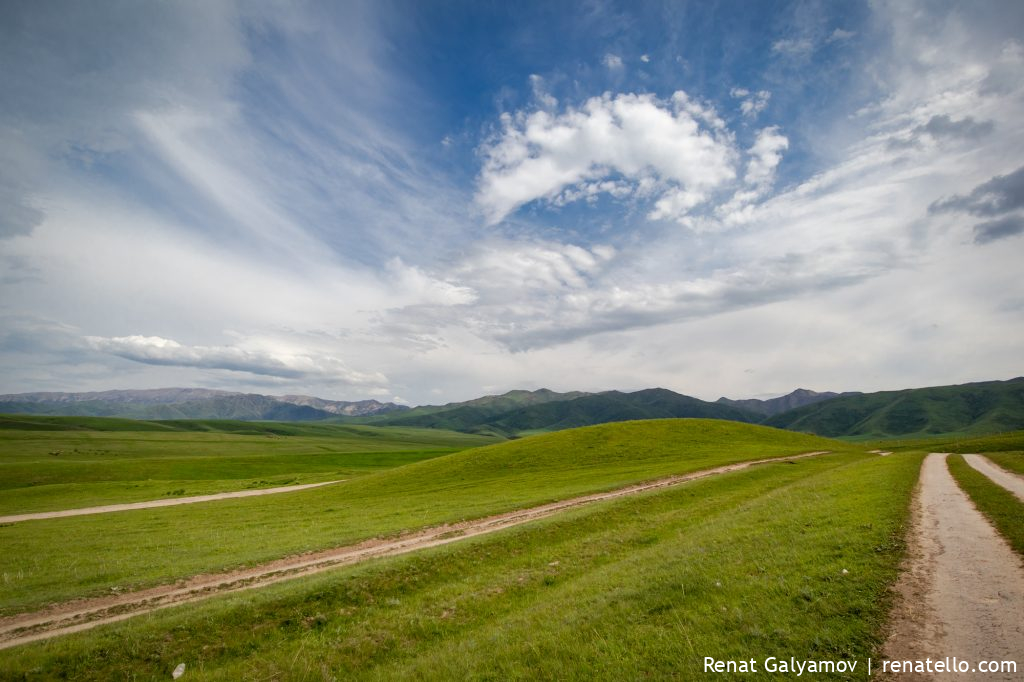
[1, 417, 1021, 679]
[0, 416, 496, 514]
[0, 419, 853, 616]
[1, 447, 920, 679]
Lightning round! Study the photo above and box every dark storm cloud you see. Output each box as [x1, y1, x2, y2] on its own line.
[929, 165, 1024, 217]
[973, 214, 1024, 244]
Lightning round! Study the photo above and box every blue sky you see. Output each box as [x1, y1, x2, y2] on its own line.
[1, 0, 1022, 404]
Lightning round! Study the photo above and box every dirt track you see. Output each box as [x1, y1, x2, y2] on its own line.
[0, 480, 344, 524]
[0, 451, 828, 650]
[963, 454, 1024, 501]
[882, 453, 1024, 681]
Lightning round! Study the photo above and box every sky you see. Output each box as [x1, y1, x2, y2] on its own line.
[1, 0, 1022, 406]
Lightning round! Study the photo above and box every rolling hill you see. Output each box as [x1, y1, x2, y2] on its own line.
[763, 377, 1024, 437]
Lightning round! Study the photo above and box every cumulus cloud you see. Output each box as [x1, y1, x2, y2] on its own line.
[731, 88, 771, 118]
[745, 127, 789, 188]
[929, 165, 1024, 216]
[476, 91, 742, 225]
[85, 335, 386, 385]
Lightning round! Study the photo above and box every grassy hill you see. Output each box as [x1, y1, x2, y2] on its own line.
[0, 421, 919, 680]
[377, 388, 759, 436]
[0, 419, 853, 616]
[764, 377, 1024, 438]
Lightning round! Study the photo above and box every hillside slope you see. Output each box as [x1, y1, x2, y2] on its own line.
[764, 377, 1024, 437]
[377, 388, 758, 435]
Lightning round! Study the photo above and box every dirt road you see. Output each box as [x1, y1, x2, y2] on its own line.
[0, 480, 344, 524]
[963, 454, 1024, 501]
[0, 451, 828, 650]
[882, 453, 1024, 681]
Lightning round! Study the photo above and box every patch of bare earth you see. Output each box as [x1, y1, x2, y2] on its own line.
[0, 451, 829, 650]
[881, 453, 1024, 681]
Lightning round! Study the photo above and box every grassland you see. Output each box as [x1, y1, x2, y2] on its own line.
[0, 419, 856, 617]
[0, 449, 921, 679]
[946, 455, 1024, 557]
[0, 417, 497, 514]
[858, 429, 1024, 454]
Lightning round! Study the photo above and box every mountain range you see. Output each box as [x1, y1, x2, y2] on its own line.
[2, 377, 1022, 438]
[0, 389, 407, 422]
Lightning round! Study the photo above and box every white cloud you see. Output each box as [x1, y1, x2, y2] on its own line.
[603, 53, 624, 70]
[771, 38, 814, 56]
[745, 127, 789, 188]
[528, 74, 558, 109]
[828, 28, 856, 43]
[476, 91, 739, 224]
[85, 334, 387, 386]
[729, 87, 771, 117]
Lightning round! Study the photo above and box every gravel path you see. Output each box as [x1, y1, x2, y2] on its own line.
[882, 453, 1024, 681]
[0, 451, 829, 650]
[0, 480, 344, 524]
[963, 454, 1024, 501]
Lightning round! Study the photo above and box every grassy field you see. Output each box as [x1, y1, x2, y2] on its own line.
[947, 454, 1024, 557]
[857, 428, 1024, 453]
[0, 419, 857, 617]
[985, 451, 1024, 476]
[0, 417, 497, 514]
[0, 450, 922, 679]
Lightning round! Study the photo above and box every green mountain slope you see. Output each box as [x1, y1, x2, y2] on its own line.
[377, 387, 759, 435]
[763, 377, 1024, 437]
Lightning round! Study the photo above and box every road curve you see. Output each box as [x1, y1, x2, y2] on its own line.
[0, 480, 345, 524]
[0, 451, 829, 650]
[963, 454, 1024, 501]
[882, 453, 1024, 681]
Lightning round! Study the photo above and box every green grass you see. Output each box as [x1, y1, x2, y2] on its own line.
[0, 421, 498, 514]
[947, 454, 1024, 557]
[985, 451, 1024, 476]
[0, 419, 857, 617]
[0, 450, 922, 680]
[859, 429, 1024, 454]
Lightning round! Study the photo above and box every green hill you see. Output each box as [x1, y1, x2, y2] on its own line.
[763, 377, 1024, 438]
[377, 388, 759, 436]
[0, 419, 852, 616]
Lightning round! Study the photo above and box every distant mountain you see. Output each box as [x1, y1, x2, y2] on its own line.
[763, 378, 1024, 438]
[3, 379, 1022, 437]
[716, 388, 858, 417]
[374, 387, 759, 436]
[275, 395, 409, 416]
[0, 388, 406, 422]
